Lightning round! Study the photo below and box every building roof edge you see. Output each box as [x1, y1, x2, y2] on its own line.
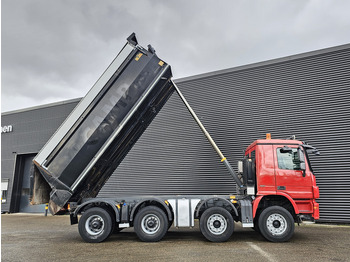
[174, 43, 350, 84]
[1, 98, 82, 116]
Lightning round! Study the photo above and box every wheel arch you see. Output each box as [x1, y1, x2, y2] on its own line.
[253, 193, 299, 219]
[74, 199, 120, 222]
[130, 197, 173, 222]
[195, 197, 238, 218]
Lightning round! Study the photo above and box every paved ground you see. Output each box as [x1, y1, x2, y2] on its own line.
[1, 214, 350, 262]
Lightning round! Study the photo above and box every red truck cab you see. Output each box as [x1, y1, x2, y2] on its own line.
[244, 137, 319, 224]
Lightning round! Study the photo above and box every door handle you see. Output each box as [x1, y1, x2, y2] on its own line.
[277, 186, 286, 190]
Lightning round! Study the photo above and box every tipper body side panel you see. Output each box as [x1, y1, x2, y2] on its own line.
[33, 36, 174, 214]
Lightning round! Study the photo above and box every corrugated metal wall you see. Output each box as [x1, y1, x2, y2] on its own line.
[1, 101, 78, 212]
[2, 45, 349, 222]
[98, 45, 350, 223]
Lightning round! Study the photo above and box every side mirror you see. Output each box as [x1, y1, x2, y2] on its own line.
[298, 148, 305, 163]
[298, 147, 306, 177]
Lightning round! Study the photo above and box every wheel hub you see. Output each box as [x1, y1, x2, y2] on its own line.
[141, 214, 160, 235]
[207, 214, 227, 235]
[92, 220, 102, 229]
[213, 220, 221, 228]
[266, 213, 287, 236]
[85, 215, 105, 236]
[147, 219, 156, 228]
[273, 220, 281, 228]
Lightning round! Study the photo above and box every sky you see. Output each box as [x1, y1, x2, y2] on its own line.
[2, 0, 350, 113]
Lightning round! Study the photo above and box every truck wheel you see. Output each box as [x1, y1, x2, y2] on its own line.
[78, 207, 113, 243]
[200, 207, 234, 242]
[258, 206, 295, 242]
[134, 206, 168, 242]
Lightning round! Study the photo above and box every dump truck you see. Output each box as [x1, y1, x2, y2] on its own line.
[33, 33, 320, 243]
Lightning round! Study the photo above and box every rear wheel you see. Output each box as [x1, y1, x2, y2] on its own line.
[78, 207, 113, 243]
[200, 207, 234, 242]
[258, 206, 295, 242]
[134, 206, 168, 242]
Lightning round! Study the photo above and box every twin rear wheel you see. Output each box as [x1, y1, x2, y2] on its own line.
[78, 206, 169, 243]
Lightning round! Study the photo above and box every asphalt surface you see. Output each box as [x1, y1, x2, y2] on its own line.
[1, 214, 350, 262]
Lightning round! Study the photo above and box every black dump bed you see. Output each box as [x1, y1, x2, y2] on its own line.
[33, 34, 173, 214]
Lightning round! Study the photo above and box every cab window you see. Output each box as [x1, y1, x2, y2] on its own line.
[277, 148, 301, 170]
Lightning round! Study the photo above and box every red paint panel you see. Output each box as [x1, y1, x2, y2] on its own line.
[256, 144, 276, 195]
[273, 145, 313, 199]
[295, 200, 313, 213]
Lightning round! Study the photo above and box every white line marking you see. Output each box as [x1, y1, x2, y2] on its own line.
[246, 242, 277, 262]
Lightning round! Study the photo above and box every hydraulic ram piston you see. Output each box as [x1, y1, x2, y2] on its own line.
[171, 80, 243, 188]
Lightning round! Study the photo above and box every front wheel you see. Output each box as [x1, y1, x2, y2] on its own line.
[258, 206, 295, 242]
[200, 207, 234, 242]
[134, 206, 168, 242]
[78, 207, 113, 243]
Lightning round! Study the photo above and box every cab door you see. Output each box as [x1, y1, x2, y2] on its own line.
[273, 145, 313, 199]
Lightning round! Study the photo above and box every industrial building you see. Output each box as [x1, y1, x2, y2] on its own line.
[1, 44, 349, 223]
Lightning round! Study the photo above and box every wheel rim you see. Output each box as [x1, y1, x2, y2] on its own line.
[207, 214, 227, 235]
[85, 215, 105, 236]
[141, 214, 160, 235]
[266, 213, 287, 236]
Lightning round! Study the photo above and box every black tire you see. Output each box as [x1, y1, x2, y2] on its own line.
[106, 209, 116, 237]
[78, 207, 113, 243]
[258, 206, 295, 242]
[253, 216, 260, 233]
[167, 220, 173, 231]
[134, 206, 168, 242]
[199, 207, 234, 242]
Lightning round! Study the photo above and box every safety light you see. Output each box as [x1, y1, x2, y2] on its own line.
[266, 133, 271, 139]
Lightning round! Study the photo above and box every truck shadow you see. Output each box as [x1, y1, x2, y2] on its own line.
[107, 226, 265, 243]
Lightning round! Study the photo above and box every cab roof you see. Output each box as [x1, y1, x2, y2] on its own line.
[245, 139, 303, 152]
